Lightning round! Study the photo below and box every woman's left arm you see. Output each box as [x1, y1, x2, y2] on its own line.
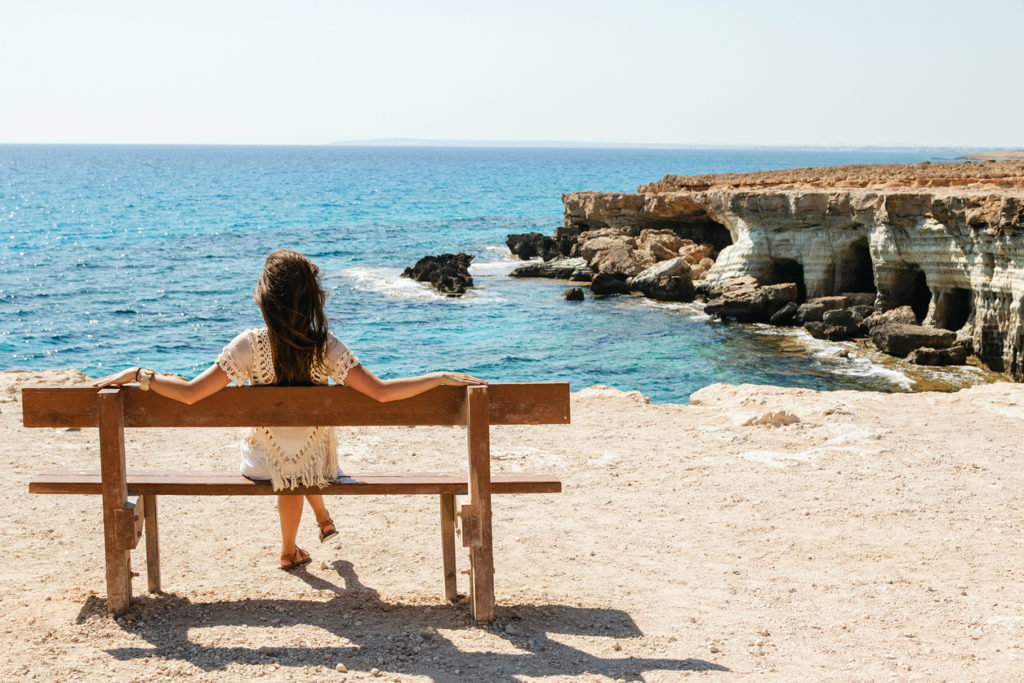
[93, 363, 231, 405]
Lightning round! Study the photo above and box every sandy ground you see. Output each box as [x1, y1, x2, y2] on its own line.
[2, 369, 1024, 682]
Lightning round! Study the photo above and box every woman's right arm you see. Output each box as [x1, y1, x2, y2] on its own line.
[343, 364, 486, 403]
[93, 363, 231, 405]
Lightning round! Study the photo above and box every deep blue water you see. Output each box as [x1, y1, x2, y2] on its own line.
[0, 144, 972, 402]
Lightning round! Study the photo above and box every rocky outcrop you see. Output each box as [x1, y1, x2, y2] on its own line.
[509, 257, 592, 281]
[402, 253, 474, 296]
[562, 161, 1024, 378]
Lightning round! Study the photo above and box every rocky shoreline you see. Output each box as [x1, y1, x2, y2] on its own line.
[506, 161, 1024, 377]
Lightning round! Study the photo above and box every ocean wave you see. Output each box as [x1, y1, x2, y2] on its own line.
[332, 266, 506, 304]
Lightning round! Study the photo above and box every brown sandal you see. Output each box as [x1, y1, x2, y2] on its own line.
[280, 546, 312, 571]
[318, 517, 339, 543]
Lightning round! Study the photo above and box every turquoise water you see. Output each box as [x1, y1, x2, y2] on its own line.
[0, 144, 962, 402]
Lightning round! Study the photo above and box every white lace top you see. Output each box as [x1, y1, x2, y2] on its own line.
[216, 328, 360, 491]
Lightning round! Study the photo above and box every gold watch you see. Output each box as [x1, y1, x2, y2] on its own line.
[138, 368, 156, 391]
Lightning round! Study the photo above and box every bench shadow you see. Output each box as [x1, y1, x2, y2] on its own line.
[87, 560, 726, 681]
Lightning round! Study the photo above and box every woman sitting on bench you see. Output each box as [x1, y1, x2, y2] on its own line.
[94, 249, 486, 570]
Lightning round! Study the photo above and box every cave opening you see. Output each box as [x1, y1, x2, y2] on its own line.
[771, 258, 806, 302]
[932, 287, 972, 331]
[910, 270, 931, 323]
[837, 238, 876, 294]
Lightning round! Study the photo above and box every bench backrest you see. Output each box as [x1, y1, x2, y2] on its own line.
[21, 383, 570, 428]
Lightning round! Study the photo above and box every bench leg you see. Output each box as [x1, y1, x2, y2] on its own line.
[143, 494, 161, 593]
[440, 494, 457, 602]
[466, 386, 495, 623]
[99, 389, 132, 615]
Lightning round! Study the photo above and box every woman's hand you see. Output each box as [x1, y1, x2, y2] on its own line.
[92, 367, 140, 388]
[436, 372, 487, 386]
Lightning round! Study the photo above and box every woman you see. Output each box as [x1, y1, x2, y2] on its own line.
[94, 249, 486, 570]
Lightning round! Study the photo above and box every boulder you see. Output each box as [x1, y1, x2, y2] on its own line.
[796, 296, 850, 324]
[506, 232, 559, 261]
[822, 308, 865, 336]
[590, 273, 631, 296]
[863, 305, 918, 329]
[510, 257, 591, 281]
[579, 229, 641, 278]
[769, 301, 799, 325]
[871, 323, 957, 357]
[638, 275, 695, 302]
[704, 277, 799, 323]
[562, 287, 585, 301]
[907, 345, 968, 366]
[805, 321, 854, 341]
[402, 253, 474, 297]
[636, 229, 685, 264]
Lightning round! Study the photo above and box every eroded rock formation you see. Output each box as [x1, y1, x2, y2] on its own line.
[561, 161, 1024, 378]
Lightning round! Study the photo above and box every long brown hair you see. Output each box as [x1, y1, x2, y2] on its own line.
[253, 249, 329, 386]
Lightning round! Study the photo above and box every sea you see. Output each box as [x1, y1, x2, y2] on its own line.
[0, 144, 999, 403]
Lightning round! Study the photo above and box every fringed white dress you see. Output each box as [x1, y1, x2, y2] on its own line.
[216, 328, 360, 491]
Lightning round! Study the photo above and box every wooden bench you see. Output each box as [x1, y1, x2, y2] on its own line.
[23, 383, 569, 623]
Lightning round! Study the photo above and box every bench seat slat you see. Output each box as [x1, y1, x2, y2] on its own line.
[29, 469, 562, 496]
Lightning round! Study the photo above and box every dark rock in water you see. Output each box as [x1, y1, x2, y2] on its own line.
[590, 273, 630, 296]
[907, 345, 968, 366]
[506, 232, 560, 261]
[769, 302, 799, 326]
[871, 323, 956, 357]
[402, 253, 474, 297]
[805, 321, 854, 341]
[863, 305, 918, 330]
[704, 277, 798, 323]
[510, 257, 592, 281]
[562, 287, 585, 301]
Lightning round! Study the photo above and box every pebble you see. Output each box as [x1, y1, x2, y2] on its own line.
[335, 663, 347, 672]
[370, 668, 381, 677]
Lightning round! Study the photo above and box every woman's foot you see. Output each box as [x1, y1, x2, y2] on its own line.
[280, 546, 312, 571]
[317, 517, 339, 543]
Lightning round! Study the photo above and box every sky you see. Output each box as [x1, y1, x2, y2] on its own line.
[1, 0, 1022, 147]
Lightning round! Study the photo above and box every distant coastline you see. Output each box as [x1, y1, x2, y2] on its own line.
[961, 149, 1024, 161]
[327, 138, 989, 154]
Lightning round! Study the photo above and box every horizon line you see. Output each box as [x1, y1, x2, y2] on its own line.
[0, 140, 1014, 153]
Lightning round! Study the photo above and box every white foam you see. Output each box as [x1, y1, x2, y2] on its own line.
[469, 257, 523, 275]
[333, 266, 439, 301]
[332, 266, 506, 304]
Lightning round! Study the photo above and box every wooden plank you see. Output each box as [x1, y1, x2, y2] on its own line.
[98, 389, 132, 615]
[440, 494, 457, 603]
[143, 494, 160, 593]
[466, 385, 495, 623]
[21, 383, 570, 428]
[29, 469, 562, 496]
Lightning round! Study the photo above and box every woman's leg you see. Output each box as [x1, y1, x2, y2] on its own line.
[305, 494, 332, 525]
[277, 494, 305, 563]
[305, 494, 337, 538]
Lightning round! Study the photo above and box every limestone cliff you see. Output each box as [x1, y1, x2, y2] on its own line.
[562, 161, 1024, 378]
